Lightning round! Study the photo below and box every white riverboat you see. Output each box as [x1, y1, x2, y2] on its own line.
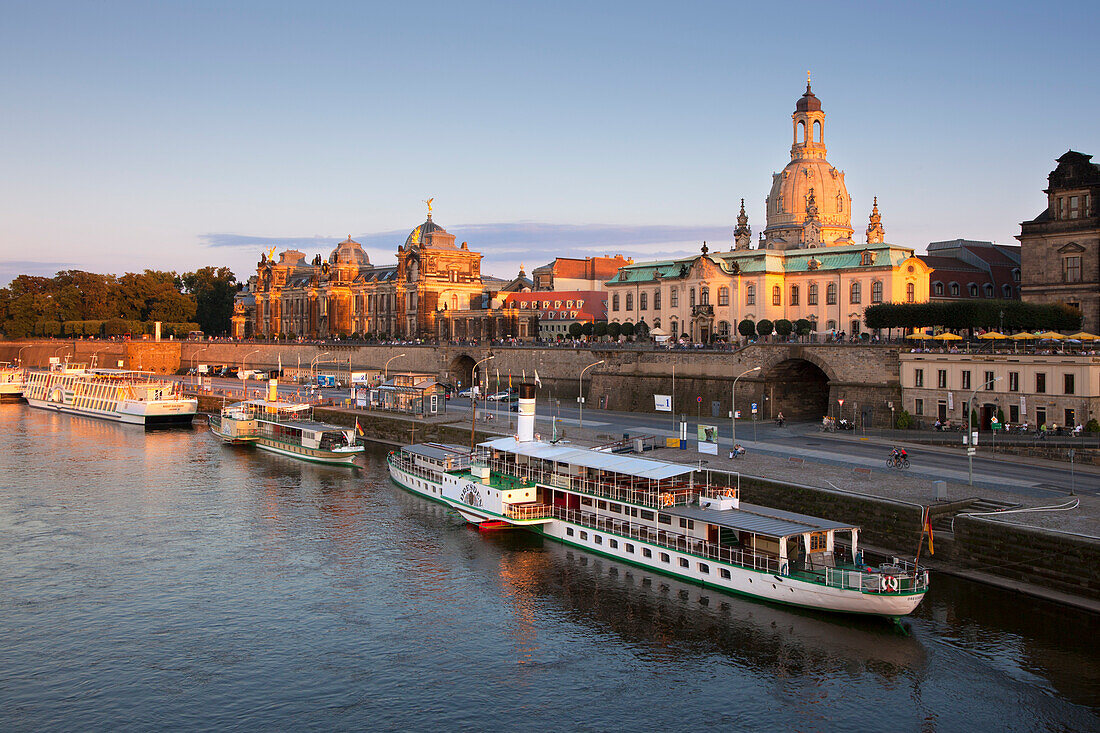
[388, 384, 929, 619]
[0, 362, 26, 400]
[209, 380, 363, 465]
[24, 363, 196, 426]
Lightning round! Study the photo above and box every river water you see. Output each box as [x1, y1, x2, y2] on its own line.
[1, 403, 1097, 732]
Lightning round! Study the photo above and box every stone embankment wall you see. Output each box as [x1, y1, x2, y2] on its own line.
[2, 340, 903, 426]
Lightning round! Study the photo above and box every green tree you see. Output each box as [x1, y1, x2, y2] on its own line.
[594, 321, 608, 339]
[620, 321, 635, 337]
[182, 267, 238, 335]
[634, 320, 649, 339]
[608, 321, 622, 339]
[775, 319, 793, 338]
[794, 318, 813, 337]
[895, 409, 913, 429]
[756, 319, 774, 337]
[54, 270, 118, 321]
[581, 321, 595, 337]
[737, 319, 755, 339]
[568, 322, 583, 339]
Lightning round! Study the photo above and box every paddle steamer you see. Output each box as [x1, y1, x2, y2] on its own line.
[209, 380, 363, 465]
[388, 384, 929, 618]
[24, 362, 196, 425]
[0, 362, 25, 400]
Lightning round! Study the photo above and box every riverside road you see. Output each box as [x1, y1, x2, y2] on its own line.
[193, 377, 1100, 499]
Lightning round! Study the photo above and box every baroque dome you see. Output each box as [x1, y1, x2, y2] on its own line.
[329, 236, 370, 266]
[763, 82, 853, 249]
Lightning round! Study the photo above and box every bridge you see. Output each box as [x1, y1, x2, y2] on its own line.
[0, 340, 902, 426]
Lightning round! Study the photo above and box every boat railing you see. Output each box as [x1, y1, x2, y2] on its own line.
[389, 453, 447, 484]
[551, 506, 782, 575]
[821, 560, 929, 595]
[474, 457, 695, 508]
[504, 504, 555, 521]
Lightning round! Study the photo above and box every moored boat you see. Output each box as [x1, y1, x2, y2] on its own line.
[24, 362, 196, 426]
[209, 379, 363, 465]
[0, 362, 26, 401]
[388, 383, 929, 618]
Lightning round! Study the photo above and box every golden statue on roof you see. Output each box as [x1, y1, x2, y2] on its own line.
[423, 198, 434, 216]
[265, 246, 277, 262]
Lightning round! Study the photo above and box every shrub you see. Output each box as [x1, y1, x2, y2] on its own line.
[895, 409, 913, 429]
[607, 322, 622, 339]
[775, 319, 793, 337]
[794, 318, 813, 336]
[756, 319, 774, 337]
[620, 321, 635, 337]
[738, 319, 755, 338]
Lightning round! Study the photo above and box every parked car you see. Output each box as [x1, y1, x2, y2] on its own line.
[458, 388, 475, 398]
[486, 391, 512, 401]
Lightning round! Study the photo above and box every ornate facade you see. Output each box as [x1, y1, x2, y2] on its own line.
[233, 213, 488, 339]
[604, 82, 932, 341]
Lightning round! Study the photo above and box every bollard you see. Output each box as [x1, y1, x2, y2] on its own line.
[933, 480, 947, 501]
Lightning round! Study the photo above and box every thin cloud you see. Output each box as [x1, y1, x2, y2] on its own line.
[0, 260, 82, 288]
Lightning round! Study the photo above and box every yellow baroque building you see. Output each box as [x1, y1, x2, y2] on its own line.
[605, 82, 931, 341]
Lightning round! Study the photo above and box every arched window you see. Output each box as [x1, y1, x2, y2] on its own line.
[808, 283, 818, 305]
[701, 287, 709, 305]
[625, 293, 633, 311]
[772, 285, 781, 306]
[746, 284, 756, 305]
[933, 281, 944, 296]
[1012, 268, 1021, 282]
[718, 320, 730, 336]
[639, 292, 647, 310]
[849, 282, 861, 304]
[1002, 284, 1012, 298]
[826, 320, 837, 331]
[790, 285, 799, 305]
[826, 283, 837, 305]
[813, 119, 822, 143]
[612, 293, 620, 311]
[718, 287, 729, 306]
[836, 193, 844, 213]
[690, 288, 696, 307]
[860, 251, 874, 266]
[968, 283, 978, 297]
[653, 289, 661, 310]
[950, 282, 960, 297]
[983, 283, 993, 298]
[871, 280, 883, 304]
[906, 283, 915, 303]
[798, 120, 806, 144]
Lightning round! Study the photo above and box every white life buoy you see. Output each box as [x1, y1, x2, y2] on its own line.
[880, 575, 899, 593]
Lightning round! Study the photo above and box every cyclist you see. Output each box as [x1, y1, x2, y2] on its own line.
[889, 446, 908, 467]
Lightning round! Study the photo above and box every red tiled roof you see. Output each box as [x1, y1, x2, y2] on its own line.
[504, 290, 607, 321]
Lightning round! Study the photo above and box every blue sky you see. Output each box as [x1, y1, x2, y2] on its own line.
[1, 1, 1097, 286]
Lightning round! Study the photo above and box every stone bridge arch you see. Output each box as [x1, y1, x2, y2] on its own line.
[448, 353, 476, 390]
[756, 346, 838, 421]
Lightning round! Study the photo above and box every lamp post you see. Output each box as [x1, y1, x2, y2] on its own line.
[469, 354, 495, 448]
[578, 360, 604, 428]
[190, 346, 210, 387]
[731, 366, 760, 454]
[967, 376, 1003, 485]
[310, 351, 332, 381]
[384, 352, 406, 381]
[241, 349, 259, 394]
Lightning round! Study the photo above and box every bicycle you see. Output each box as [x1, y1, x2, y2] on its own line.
[886, 454, 910, 469]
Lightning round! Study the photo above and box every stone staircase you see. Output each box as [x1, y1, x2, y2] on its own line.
[931, 498, 1021, 534]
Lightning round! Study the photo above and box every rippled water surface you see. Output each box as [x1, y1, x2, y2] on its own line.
[1, 404, 1098, 731]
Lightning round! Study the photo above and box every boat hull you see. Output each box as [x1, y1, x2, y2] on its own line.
[254, 436, 362, 465]
[26, 397, 196, 426]
[388, 459, 925, 618]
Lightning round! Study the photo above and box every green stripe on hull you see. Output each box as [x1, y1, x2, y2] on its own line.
[255, 440, 360, 466]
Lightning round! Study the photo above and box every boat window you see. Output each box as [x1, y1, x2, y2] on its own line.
[679, 558, 689, 568]
[720, 568, 731, 579]
[566, 527, 574, 537]
[642, 548, 652, 558]
[594, 535, 602, 545]
[580, 497, 593, 507]
[640, 510, 654, 521]
[608, 539, 617, 549]
[660, 553, 670, 563]
[580, 531, 588, 541]
[608, 503, 621, 514]
[658, 514, 671, 525]
[597, 500, 607, 510]
[625, 543, 634, 553]
[698, 563, 709, 574]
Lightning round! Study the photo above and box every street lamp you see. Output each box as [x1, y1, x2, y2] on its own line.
[310, 351, 332, 380]
[469, 354, 496, 448]
[731, 366, 760, 453]
[241, 349, 259, 392]
[967, 376, 1003, 485]
[17, 345, 29, 366]
[385, 353, 406, 381]
[190, 346, 210, 387]
[578, 360, 604, 428]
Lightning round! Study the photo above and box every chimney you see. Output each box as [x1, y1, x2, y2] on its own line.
[516, 383, 536, 442]
[268, 377, 278, 402]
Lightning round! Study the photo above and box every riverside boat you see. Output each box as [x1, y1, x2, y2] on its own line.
[0, 362, 25, 400]
[388, 384, 929, 618]
[24, 363, 196, 426]
[209, 380, 363, 465]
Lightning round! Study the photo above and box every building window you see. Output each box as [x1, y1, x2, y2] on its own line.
[746, 285, 755, 306]
[985, 371, 994, 390]
[690, 288, 696, 307]
[790, 285, 799, 305]
[914, 398, 924, 415]
[850, 282, 861, 304]
[1010, 405, 1019, 423]
[1036, 373, 1046, 393]
[950, 282, 960, 296]
[1065, 373, 1075, 395]
[861, 251, 873, 266]
[934, 281, 944, 296]
[718, 287, 729, 306]
[961, 370, 971, 390]
[937, 369, 947, 389]
[1070, 195, 1080, 219]
[772, 285, 781, 306]
[612, 294, 619, 311]
[1002, 284, 1012, 298]
[826, 283, 837, 305]
[914, 368, 924, 387]
[670, 289, 679, 307]
[1068, 301, 1081, 312]
[701, 287, 709, 305]
[808, 283, 818, 305]
[654, 290, 661, 310]
[968, 283, 978, 297]
[639, 292, 647, 310]
[906, 283, 915, 303]
[1064, 256, 1082, 283]
[871, 281, 883, 304]
[1009, 371, 1019, 392]
[983, 283, 993, 298]
[626, 293, 633, 311]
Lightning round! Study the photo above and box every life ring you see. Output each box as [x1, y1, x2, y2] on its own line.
[880, 575, 899, 593]
[659, 493, 674, 507]
[722, 488, 735, 499]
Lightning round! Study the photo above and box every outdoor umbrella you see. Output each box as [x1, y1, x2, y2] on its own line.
[1068, 332, 1099, 341]
[904, 331, 930, 340]
[932, 333, 962, 341]
[977, 331, 1007, 339]
[1034, 331, 1065, 340]
[1008, 332, 1039, 340]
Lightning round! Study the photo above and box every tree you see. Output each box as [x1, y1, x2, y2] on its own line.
[738, 319, 755, 339]
[182, 267, 238, 335]
[118, 270, 195, 323]
[607, 321, 622, 339]
[895, 409, 913, 429]
[620, 321, 635, 337]
[775, 319, 793, 338]
[756, 319, 774, 338]
[581, 321, 595, 337]
[634, 320, 649, 339]
[568, 322, 583, 339]
[594, 321, 609, 339]
[794, 318, 813, 337]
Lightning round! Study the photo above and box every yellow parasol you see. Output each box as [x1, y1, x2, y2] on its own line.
[1034, 331, 1065, 340]
[977, 331, 1007, 340]
[905, 331, 930, 340]
[1068, 332, 1099, 341]
[1008, 331, 1039, 341]
[932, 333, 963, 341]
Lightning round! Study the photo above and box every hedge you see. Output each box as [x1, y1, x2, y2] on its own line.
[864, 301, 1081, 332]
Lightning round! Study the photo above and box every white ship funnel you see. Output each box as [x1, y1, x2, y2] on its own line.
[517, 383, 536, 442]
[268, 378, 278, 402]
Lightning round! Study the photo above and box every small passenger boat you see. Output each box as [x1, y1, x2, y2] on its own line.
[24, 362, 196, 425]
[388, 384, 928, 618]
[0, 362, 26, 400]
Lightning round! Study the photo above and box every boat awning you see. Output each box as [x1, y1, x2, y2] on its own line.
[479, 437, 693, 481]
[663, 502, 856, 540]
[402, 443, 469, 461]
